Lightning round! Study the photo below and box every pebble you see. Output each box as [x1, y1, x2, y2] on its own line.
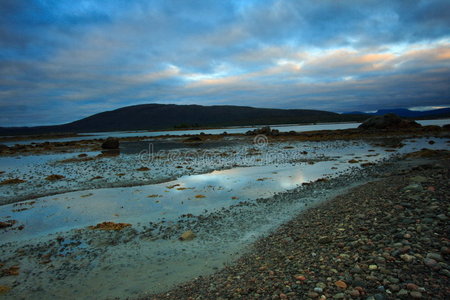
[388, 284, 400, 292]
[439, 269, 450, 277]
[314, 287, 323, 293]
[436, 214, 448, 221]
[316, 282, 327, 289]
[307, 291, 319, 298]
[426, 252, 443, 261]
[423, 258, 438, 268]
[406, 283, 419, 290]
[402, 184, 422, 192]
[410, 291, 422, 298]
[335, 280, 347, 289]
[368, 264, 378, 270]
[373, 294, 386, 300]
[400, 254, 415, 262]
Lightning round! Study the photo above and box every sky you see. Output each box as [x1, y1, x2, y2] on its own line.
[0, 0, 449, 126]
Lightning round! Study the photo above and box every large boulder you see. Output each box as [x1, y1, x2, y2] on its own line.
[101, 137, 120, 149]
[358, 113, 421, 130]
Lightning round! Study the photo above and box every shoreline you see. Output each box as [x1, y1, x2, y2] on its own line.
[0, 122, 449, 156]
[146, 154, 450, 299]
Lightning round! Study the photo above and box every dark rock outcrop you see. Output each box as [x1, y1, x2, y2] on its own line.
[358, 113, 421, 130]
[183, 136, 202, 143]
[245, 126, 283, 136]
[101, 137, 120, 149]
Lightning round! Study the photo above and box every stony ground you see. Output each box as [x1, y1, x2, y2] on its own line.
[147, 157, 450, 300]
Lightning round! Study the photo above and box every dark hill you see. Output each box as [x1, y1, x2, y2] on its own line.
[0, 104, 368, 136]
[343, 107, 450, 118]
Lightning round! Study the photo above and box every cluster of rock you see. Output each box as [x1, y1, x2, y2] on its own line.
[358, 113, 422, 130]
[101, 137, 120, 149]
[245, 126, 282, 136]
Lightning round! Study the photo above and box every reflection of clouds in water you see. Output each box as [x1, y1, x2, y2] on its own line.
[280, 172, 305, 189]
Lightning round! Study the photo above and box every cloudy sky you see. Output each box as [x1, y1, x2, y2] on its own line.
[1, 0, 449, 126]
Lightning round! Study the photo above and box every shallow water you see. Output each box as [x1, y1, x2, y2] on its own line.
[1, 137, 449, 241]
[0, 161, 345, 242]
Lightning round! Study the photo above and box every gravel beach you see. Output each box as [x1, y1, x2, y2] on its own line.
[147, 155, 450, 300]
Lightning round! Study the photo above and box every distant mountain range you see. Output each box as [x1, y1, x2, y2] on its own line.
[0, 104, 449, 136]
[0, 104, 367, 136]
[343, 107, 450, 118]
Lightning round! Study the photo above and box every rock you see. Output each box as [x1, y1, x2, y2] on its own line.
[441, 247, 450, 255]
[397, 289, 408, 296]
[0, 220, 16, 228]
[307, 291, 319, 298]
[88, 222, 131, 231]
[100, 149, 120, 156]
[0, 285, 11, 294]
[400, 254, 415, 262]
[314, 287, 323, 293]
[388, 284, 400, 292]
[368, 264, 378, 270]
[318, 236, 332, 244]
[179, 230, 196, 241]
[426, 252, 443, 262]
[333, 292, 345, 299]
[436, 214, 448, 221]
[101, 137, 120, 149]
[295, 275, 306, 281]
[439, 269, 450, 277]
[136, 167, 150, 171]
[409, 291, 422, 298]
[423, 258, 439, 269]
[358, 113, 421, 130]
[402, 184, 422, 192]
[316, 282, 327, 289]
[45, 174, 65, 181]
[406, 283, 419, 290]
[245, 126, 281, 136]
[335, 280, 347, 289]
[0, 144, 9, 152]
[271, 129, 280, 136]
[422, 125, 441, 132]
[183, 136, 202, 143]
[0, 178, 26, 185]
[409, 176, 428, 183]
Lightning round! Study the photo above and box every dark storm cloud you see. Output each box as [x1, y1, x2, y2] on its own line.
[0, 0, 449, 126]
